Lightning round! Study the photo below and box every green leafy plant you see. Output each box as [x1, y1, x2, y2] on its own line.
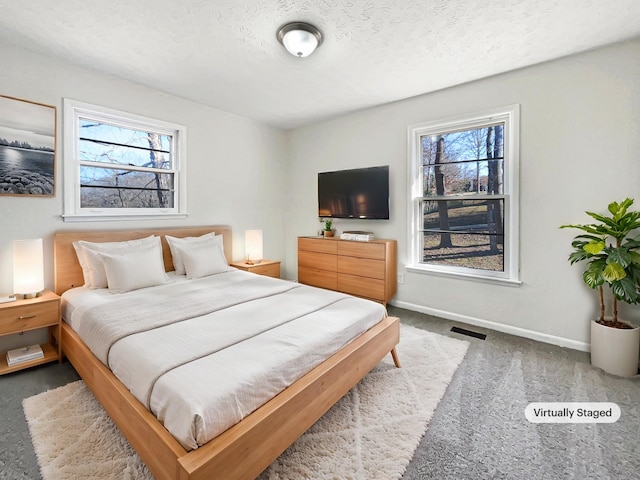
[561, 198, 640, 327]
[320, 218, 333, 231]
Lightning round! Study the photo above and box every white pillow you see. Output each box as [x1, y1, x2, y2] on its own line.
[72, 241, 91, 286]
[98, 241, 168, 293]
[175, 236, 231, 279]
[75, 235, 158, 289]
[166, 232, 216, 275]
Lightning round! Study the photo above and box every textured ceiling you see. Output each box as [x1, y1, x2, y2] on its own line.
[1, 1, 640, 129]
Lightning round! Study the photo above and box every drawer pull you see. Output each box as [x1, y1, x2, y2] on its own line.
[19, 314, 37, 320]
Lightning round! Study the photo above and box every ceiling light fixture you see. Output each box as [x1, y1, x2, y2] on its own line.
[276, 22, 323, 58]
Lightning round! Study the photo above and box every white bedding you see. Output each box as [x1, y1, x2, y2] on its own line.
[61, 270, 387, 450]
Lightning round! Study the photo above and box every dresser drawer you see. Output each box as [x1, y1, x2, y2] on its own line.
[338, 241, 385, 260]
[299, 266, 338, 290]
[298, 250, 337, 272]
[338, 256, 385, 279]
[0, 301, 59, 335]
[298, 237, 338, 255]
[338, 274, 385, 301]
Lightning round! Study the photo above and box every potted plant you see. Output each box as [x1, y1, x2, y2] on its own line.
[320, 218, 335, 238]
[561, 198, 640, 377]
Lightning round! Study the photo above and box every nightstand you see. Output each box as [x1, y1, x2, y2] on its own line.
[0, 290, 61, 374]
[231, 260, 281, 278]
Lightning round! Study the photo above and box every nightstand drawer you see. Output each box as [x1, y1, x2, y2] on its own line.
[248, 263, 280, 278]
[0, 302, 58, 335]
[230, 260, 281, 278]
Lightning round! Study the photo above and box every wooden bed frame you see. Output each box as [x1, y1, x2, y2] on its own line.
[54, 226, 400, 480]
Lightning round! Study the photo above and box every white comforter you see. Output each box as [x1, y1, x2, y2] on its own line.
[62, 270, 387, 450]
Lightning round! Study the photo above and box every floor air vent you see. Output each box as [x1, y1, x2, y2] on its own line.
[451, 326, 486, 340]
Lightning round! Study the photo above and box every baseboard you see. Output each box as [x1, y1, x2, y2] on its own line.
[389, 299, 590, 352]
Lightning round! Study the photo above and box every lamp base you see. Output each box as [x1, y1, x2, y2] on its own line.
[22, 292, 41, 299]
[245, 259, 262, 265]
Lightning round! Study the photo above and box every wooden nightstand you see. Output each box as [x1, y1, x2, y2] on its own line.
[231, 260, 281, 278]
[0, 290, 61, 375]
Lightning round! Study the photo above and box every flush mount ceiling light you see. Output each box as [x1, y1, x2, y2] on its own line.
[276, 22, 323, 58]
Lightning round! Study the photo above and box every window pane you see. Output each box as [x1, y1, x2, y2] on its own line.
[421, 123, 504, 197]
[422, 158, 504, 196]
[421, 124, 504, 166]
[422, 198, 504, 272]
[79, 118, 172, 169]
[80, 166, 174, 208]
[423, 199, 504, 234]
[421, 232, 504, 272]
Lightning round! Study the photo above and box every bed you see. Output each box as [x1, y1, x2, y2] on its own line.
[54, 226, 400, 480]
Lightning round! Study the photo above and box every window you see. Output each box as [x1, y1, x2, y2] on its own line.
[407, 105, 520, 283]
[63, 99, 187, 221]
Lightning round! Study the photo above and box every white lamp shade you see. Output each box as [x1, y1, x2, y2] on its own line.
[245, 230, 263, 264]
[13, 238, 44, 296]
[282, 29, 319, 57]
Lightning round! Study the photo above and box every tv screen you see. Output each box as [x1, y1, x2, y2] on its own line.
[318, 166, 389, 219]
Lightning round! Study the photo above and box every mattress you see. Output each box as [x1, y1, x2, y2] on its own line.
[61, 270, 387, 450]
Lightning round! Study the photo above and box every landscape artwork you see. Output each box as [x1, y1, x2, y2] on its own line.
[0, 95, 56, 196]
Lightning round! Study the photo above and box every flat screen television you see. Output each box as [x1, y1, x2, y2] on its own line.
[318, 166, 389, 219]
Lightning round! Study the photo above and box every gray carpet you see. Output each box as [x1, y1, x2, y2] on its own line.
[2, 306, 639, 479]
[395, 307, 640, 480]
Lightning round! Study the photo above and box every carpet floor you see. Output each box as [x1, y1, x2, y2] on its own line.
[394, 307, 640, 480]
[22, 324, 469, 480]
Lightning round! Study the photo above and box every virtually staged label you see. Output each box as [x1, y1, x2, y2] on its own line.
[524, 402, 621, 423]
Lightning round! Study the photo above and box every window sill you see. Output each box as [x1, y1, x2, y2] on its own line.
[405, 264, 522, 287]
[62, 213, 188, 223]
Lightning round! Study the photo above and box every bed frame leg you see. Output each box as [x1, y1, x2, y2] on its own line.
[390, 348, 401, 368]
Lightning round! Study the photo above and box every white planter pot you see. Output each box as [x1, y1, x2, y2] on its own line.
[590, 320, 640, 377]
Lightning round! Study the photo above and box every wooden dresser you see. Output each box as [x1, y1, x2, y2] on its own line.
[298, 236, 397, 305]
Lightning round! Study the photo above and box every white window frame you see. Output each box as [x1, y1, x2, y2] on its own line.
[407, 105, 520, 285]
[62, 99, 187, 222]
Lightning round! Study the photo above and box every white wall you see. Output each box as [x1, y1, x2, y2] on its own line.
[0, 41, 287, 317]
[285, 39, 640, 350]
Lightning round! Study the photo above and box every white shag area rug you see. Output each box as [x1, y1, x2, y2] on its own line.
[23, 324, 469, 480]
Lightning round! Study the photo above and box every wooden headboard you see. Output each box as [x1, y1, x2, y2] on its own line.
[54, 225, 232, 296]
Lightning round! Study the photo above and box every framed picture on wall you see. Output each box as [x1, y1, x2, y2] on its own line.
[0, 95, 56, 196]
